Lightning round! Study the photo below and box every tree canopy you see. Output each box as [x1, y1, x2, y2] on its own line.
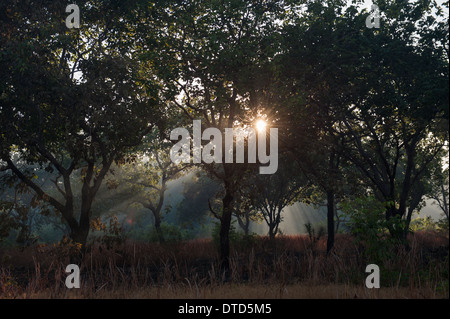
[0, 0, 448, 274]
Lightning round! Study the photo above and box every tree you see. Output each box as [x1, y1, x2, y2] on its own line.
[273, 1, 365, 253]
[248, 157, 307, 240]
[0, 1, 163, 251]
[334, 1, 449, 239]
[276, 0, 448, 243]
[121, 145, 188, 244]
[144, 0, 287, 278]
[233, 195, 261, 237]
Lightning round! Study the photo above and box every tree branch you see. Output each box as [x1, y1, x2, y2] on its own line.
[5, 158, 65, 213]
[208, 198, 221, 220]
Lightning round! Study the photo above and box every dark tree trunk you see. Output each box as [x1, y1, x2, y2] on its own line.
[76, 166, 95, 250]
[69, 159, 113, 261]
[70, 224, 90, 247]
[219, 185, 234, 281]
[268, 209, 281, 241]
[268, 224, 276, 241]
[68, 221, 90, 264]
[385, 205, 405, 241]
[154, 212, 165, 244]
[326, 189, 335, 254]
[69, 198, 93, 263]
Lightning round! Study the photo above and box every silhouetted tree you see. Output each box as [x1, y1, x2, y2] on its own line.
[0, 1, 164, 252]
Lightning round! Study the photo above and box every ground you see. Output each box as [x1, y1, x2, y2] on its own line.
[0, 232, 448, 299]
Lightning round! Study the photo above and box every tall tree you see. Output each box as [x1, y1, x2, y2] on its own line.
[274, 1, 358, 253]
[0, 1, 163, 250]
[276, 0, 448, 242]
[335, 1, 449, 239]
[144, 0, 287, 278]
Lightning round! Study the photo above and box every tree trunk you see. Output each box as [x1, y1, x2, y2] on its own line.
[385, 205, 404, 241]
[69, 198, 93, 263]
[70, 223, 90, 248]
[219, 185, 234, 281]
[236, 212, 250, 236]
[440, 183, 449, 221]
[153, 212, 165, 244]
[77, 169, 95, 250]
[326, 189, 335, 254]
[268, 208, 282, 241]
[334, 201, 341, 233]
[68, 221, 90, 264]
[268, 224, 276, 241]
[70, 159, 112, 261]
[402, 181, 425, 247]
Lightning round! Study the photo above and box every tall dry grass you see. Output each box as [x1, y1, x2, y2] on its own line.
[0, 232, 448, 299]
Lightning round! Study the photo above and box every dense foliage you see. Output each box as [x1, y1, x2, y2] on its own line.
[0, 1, 448, 280]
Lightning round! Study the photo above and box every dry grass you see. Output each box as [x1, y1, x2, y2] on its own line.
[0, 232, 448, 299]
[20, 283, 443, 299]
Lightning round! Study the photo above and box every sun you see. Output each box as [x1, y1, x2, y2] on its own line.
[255, 119, 267, 132]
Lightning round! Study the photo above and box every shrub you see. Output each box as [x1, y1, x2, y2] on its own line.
[211, 220, 257, 249]
[341, 196, 405, 264]
[89, 215, 126, 249]
[146, 222, 191, 243]
[410, 216, 438, 232]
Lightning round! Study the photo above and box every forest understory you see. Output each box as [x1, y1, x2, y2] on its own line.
[0, 232, 448, 299]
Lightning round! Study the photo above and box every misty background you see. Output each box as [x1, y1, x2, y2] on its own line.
[1, 164, 444, 246]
